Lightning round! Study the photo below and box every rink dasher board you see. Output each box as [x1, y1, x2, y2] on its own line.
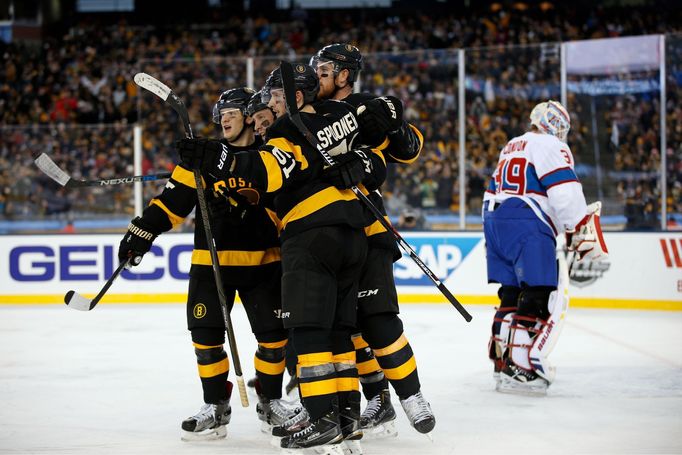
[0, 232, 680, 310]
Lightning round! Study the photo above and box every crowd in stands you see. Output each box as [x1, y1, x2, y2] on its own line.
[1, 3, 680, 229]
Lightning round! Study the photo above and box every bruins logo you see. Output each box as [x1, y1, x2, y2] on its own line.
[345, 44, 354, 52]
[295, 64, 306, 73]
[193, 303, 207, 319]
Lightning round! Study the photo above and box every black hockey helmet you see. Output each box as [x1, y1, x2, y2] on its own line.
[310, 43, 363, 83]
[212, 87, 256, 124]
[262, 63, 319, 105]
[245, 90, 270, 117]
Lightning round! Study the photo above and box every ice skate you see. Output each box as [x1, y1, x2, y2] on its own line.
[359, 389, 397, 440]
[258, 398, 304, 433]
[338, 392, 363, 454]
[271, 405, 310, 447]
[496, 359, 549, 396]
[279, 410, 344, 454]
[180, 400, 231, 441]
[399, 390, 436, 435]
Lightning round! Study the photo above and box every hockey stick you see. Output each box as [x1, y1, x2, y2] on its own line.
[34, 153, 171, 187]
[280, 61, 472, 322]
[65, 256, 141, 311]
[134, 72, 249, 407]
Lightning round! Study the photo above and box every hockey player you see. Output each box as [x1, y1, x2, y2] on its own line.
[176, 63, 383, 454]
[118, 87, 299, 441]
[484, 100, 608, 396]
[245, 92, 301, 400]
[311, 43, 435, 436]
[245, 90, 275, 138]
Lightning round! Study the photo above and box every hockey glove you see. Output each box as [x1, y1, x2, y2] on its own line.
[118, 216, 159, 266]
[566, 201, 609, 262]
[357, 96, 404, 147]
[176, 138, 231, 177]
[323, 149, 373, 189]
[211, 187, 251, 227]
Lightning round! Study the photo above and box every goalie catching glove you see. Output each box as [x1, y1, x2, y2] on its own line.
[323, 148, 374, 189]
[357, 96, 403, 147]
[118, 216, 159, 266]
[566, 201, 609, 261]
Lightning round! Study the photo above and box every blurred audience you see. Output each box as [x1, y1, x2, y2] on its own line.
[0, 4, 680, 229]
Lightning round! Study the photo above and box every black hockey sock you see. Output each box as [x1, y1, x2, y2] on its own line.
[361, 314, 421, 399]
[254, 339, 287, 400]
[193, 342, 231, 403]
[352, 333, 387, 400]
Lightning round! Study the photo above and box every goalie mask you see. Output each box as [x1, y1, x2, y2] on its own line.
[530, 100, 570, 143]
[310, 43, 363, 83]
[212, 87, 256, 124]
[261, 64, 319, 106]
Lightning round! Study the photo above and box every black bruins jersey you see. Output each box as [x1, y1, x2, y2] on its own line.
[344, 92, 425, 255]
[230, 99, 380, 242]
[139, 139, 281, 287]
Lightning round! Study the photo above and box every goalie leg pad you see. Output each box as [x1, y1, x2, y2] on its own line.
[529, 254, 570, 382]
[508, 287, 553, 372]
[489, 286, 521, 372]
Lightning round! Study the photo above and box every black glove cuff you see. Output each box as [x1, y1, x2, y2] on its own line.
[129, 217, 158, 241]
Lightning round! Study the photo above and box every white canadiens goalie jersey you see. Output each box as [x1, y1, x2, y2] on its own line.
[484, 132, 588, 235]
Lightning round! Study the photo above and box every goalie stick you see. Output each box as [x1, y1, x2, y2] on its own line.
[134, 72, 249, 407]
[34, 153, 171, 187]
[65, 256, 141, 311]
[280, 61, 472, 322]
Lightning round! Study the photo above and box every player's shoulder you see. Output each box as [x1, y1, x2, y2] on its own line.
[264, 115, 299, 142]
[342, 92, 375, 108]
[312, 99, 355, 117]
[221, 136, 263, 152]
[523, 132, 570, 155]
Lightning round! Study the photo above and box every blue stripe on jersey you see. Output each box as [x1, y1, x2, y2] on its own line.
[525, 164, 546, 196]
[540, 167, 578, 189]
[487, 178, 497, 193]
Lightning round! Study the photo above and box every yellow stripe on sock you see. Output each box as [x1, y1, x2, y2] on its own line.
[299, 378, 337, 398]
[382, 355, 417, 381]
[356, 359, 381, 376]
[373, 334, 408, 357]
[197, 358, 229, 378]
[254, 356, 286, 376]
[336, 377, 360, 392]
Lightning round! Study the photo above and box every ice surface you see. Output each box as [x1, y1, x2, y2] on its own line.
[1, 304, 680, 454]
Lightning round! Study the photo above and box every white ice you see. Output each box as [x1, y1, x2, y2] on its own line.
[1, 303, 681, 454]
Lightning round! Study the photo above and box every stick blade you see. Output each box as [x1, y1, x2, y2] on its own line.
[34, 153, 72, 187]
[64, 290, 94, 311]
[134, 72, 171, 101]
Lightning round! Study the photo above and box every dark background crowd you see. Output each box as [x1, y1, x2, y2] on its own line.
[1, 0, 680, 231]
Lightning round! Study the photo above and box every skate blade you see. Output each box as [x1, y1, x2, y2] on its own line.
[496, 377, 548, 396]
[360, 420, 398, 440]
[341, 439, 363, 455]
[180, 424, 227, 441]
[280, 442, 345, 455]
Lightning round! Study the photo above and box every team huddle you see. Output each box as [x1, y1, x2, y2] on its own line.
[117, 42, 608, 454]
